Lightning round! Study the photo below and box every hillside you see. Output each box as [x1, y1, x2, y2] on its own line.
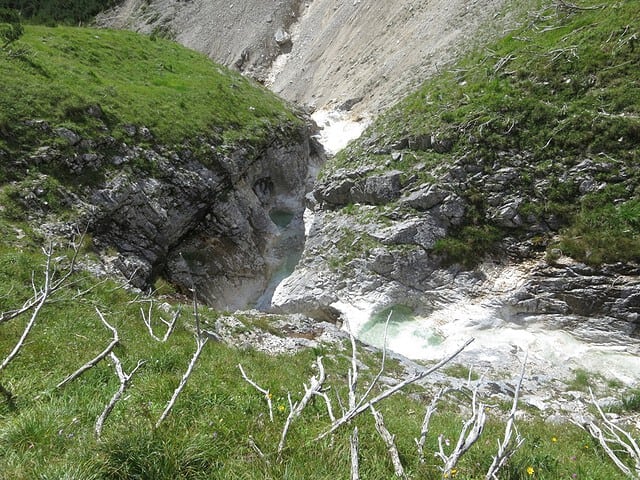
[273, 0, 640, 404]
[95, 0, 516, 118]
[1, 1, 640, 479]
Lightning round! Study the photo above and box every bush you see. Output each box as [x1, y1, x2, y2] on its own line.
[0, 7, 22, 47]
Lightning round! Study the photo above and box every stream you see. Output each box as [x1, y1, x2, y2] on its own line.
[305, 113, 640, 387]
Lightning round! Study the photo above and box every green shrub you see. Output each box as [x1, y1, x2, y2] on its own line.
[0, 7, 22, 47]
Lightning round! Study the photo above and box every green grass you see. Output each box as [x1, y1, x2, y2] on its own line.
[0, 228, 633, 479]
[0, 24, 300, 154]
[326, 0, 640, 266]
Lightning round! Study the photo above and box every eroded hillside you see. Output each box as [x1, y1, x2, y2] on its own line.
[97, 0, 513, 116]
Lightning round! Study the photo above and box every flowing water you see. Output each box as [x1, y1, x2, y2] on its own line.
[308, 116, 640, 385]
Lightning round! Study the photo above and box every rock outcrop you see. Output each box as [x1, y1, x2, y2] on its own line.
[18, 117, 324, 311]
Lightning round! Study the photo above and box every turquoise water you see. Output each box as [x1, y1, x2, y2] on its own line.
[358, 304, 444, 350]
[269, 209, 295, 228]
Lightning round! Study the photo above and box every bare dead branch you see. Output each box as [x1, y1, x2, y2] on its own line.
[356, 311, 392, 411]
[436, 382, 486, 476]
[371, 405, 406, 478]
[316, 338, 474, 441]
[1, 232, 84, 326]
[346, 321, 359, 411]
[576, 388, 640, 479]
[95, 353, 145, 439]
[416, 387, 451, 461]
[155, 330, 208, 428]
[313, 389, 336, 422]
[485, 352, 528, 480]
[56, 308, 119, 389]
[239, 364, 274, 422]
[0, 243, 54, 373]
[351, 426, 360, 480]
[278, 356, 327, 457]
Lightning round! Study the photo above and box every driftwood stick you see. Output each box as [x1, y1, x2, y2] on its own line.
[56, 308, 119, 388]
[577, 388, 640, 478]
[95, 353, 145, 439]
[239, 364, 274, 422]
[278, 356, 327, 457]
[160, 308, 180, 342]
[485, 352, 528, 479]
[346, 322, 358, 411]
[356, 311, 392, 411]
[0, 233, 82, 326]
[141, 302, 160, 342]
[437, 383, 486, 476]
[371, 405, 406, 478]
[351, 426, 360, 480]
[314, 389, 336, 422]
[139, 300, 180, 342]
[316, 338, 474, 441]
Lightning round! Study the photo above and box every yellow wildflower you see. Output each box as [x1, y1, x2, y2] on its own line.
[526, 466, 535, 476]
[278, 405, 285, 412]
[552, 436, 558, 442]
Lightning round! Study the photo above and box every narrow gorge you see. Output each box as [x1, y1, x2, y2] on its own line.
[95, 0, 640, 392]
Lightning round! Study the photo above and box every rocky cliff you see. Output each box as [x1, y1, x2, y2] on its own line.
[88, 128, 324, 310]
[27, 120, 323, 311]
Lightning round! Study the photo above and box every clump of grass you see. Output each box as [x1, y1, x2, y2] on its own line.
[567, 368, 592, 392]
[0, 236, 629, 478]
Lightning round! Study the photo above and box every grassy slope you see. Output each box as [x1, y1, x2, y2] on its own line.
[0, 237, 629, 479]
[0, 25, 299, 150]
[330, 0, 640, 266]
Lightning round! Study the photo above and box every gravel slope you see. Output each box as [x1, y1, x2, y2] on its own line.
[97, 0, 512, 116]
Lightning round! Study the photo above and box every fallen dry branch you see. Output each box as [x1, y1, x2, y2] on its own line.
[371, 405, 406, 478]
[355, 312, 392, 412]
[314, 389, 336, 423]
[156, 295, 209, 428]
[485, 352, 527, 480]
[351, 426, 360, 480]
[0, 235, 81, 326]
[95, 353, 145, 439]
[239, 363, 274, 422]
[577, 388, 640, 479]
[1, 244, 55, 373]
[416, 387, 451, 461]
[278, 356, 327, 457]
[56, 308, 119, 389]
[155, 327, 208, 428]
[436, 382, 486, 476]
[140, 301, 180, 342]
[316, 338, 474, 441]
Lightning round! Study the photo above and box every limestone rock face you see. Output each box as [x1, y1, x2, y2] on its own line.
[86, 127, 324, 311]
[271, 145, 640, 347]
